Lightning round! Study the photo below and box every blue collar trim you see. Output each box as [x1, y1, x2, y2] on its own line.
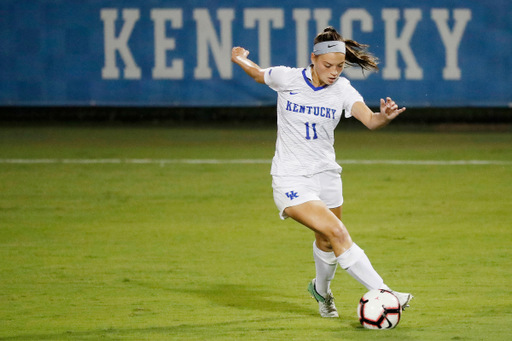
[302, 69, 328, 91]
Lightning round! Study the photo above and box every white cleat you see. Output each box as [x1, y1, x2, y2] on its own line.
[308, 279, 339, 317]
[392, 290, 413, 310]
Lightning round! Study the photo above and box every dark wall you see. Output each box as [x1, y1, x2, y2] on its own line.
[1, 106, 511, 126]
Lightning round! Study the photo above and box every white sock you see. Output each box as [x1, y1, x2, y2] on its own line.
[312, 241, 337, 297]
[337, 243, 390, 291]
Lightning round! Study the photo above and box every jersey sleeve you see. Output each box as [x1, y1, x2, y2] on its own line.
[263, 66, 297, 92]
[342, 81, 365, 119]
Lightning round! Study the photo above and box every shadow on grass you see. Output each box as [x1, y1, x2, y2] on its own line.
[3, 283, 416, 340]
[0, 317, 305, 341]
[178, 283, 316, 316]
[0, 283, 316, 341]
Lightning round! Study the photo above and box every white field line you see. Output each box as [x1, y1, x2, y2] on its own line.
[0, 159, 511, 165]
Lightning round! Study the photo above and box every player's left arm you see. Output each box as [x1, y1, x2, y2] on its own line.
[351, 98, 406, 130]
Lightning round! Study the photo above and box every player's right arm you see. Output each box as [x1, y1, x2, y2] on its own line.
[231, 47, 265, 84]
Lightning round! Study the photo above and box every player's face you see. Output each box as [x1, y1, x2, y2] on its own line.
[311, 52, 345, 86]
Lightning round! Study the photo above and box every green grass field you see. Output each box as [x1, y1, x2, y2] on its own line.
[1, 125, 511, 340]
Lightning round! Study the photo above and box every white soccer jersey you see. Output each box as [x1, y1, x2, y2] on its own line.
[264, 65, 364, 176]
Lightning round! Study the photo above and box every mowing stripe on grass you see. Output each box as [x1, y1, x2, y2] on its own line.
[0, 159, 511, 165]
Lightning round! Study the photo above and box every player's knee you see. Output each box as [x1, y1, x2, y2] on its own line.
[325, 221, 350, 244]
[315, 234, 333, 251]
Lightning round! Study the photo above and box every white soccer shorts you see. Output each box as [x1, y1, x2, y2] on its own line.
[272, 169, 343, 220]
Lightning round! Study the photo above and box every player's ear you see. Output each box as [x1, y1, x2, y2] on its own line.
[310, 52, 317, 66]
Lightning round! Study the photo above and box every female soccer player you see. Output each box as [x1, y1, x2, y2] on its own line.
[231, 26, 412, 317]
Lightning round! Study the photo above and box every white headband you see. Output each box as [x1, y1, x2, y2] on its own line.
[313, 41, 346, 55]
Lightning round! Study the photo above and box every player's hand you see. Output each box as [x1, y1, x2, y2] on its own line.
[231, 46, 265, 83]
[380, 97, 406, 120]
[231, 47, 250, 63]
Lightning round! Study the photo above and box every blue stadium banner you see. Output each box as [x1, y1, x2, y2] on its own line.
[1, 0, 511, 107]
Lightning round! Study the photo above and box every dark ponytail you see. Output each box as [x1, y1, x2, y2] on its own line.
[314, 26, 379, 72]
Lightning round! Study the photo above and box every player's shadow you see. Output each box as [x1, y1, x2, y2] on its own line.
[179, 283, 316, 316]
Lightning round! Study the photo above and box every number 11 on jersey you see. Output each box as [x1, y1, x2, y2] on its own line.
[305, 122, 318, 140]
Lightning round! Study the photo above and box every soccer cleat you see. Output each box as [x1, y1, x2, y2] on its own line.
[391, 290, 413, 310]
[308, 279, 339, 317]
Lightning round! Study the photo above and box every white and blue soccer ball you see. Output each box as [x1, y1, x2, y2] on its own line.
[357, 289, 402, 330]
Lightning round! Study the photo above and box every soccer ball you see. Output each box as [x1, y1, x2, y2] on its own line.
[357, 289, 402, 330]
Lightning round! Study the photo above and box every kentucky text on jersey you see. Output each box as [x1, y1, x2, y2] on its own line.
[286, 100, 337, 119]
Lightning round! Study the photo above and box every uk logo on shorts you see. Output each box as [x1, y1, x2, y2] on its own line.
[286, 191, 299, 200]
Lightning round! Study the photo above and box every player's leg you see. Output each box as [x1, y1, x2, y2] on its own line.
[285, 200, 352, 255]
[285, 201, 389, 291]
[309, 205, 343, 300]
[311, 205, 341, 296]
[319, 173, 412, 309]
[287, 200, 412, 308]
[308, 232, 339, 317]
[273, 175, 412, 309]
[312, 232, 337, 298]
